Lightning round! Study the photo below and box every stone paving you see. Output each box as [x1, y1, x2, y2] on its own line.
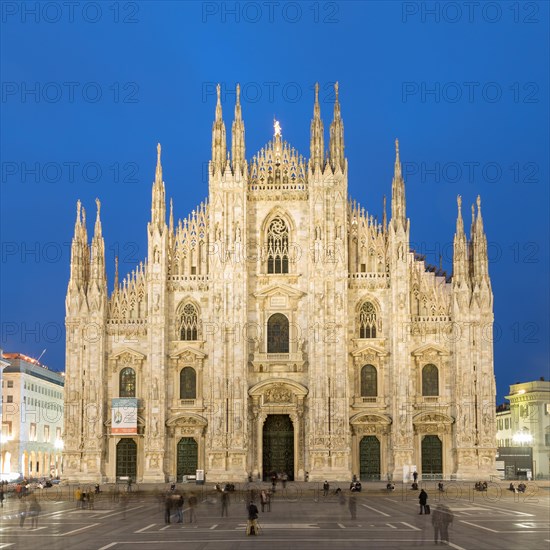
[0, 481, 548, 549]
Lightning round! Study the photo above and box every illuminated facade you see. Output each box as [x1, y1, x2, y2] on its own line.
[63, 84, 497, 483]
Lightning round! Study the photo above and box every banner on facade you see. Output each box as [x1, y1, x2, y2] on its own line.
[111, 398, 138, 434]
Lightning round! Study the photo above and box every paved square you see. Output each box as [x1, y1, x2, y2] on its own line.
[0, 484, 548, 549]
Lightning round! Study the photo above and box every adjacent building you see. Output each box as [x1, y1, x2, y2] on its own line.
[1, 353, 64, 478]
[496, 379, 550, 479]
[63, 83, 497, 483]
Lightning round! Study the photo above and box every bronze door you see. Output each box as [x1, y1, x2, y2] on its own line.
[177, 437, 198, 481]
[421, 435, 443, 476]
[262, 415, 294, 480]
[116, 439, 137, 480]
[359, 435, 381, 481]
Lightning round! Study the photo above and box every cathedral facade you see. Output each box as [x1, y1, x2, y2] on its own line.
[63, 83, 497, 483]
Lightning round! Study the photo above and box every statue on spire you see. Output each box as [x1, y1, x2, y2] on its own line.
[274, 119, 282, 137]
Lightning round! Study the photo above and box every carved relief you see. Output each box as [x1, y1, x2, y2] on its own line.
[264, 384, 293, 403]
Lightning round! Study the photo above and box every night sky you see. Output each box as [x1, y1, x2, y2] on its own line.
[1, 1, 548, 403]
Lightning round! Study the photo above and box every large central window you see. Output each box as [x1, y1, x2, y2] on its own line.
[267, 217, 289, 274]
[267, 313, 289, 353]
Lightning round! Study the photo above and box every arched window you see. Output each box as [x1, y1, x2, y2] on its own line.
[422, 364, 439, 396]
[179, 303, 198, 341]
[267, 217, 289, 274]
[359, 301, 377, 338]
[119, 367, 136, 397]
[361, 365, 377, 397]
[267, 313, 289, 353]
[180, 367, 197, 400]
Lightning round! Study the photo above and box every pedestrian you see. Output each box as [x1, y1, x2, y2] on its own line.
[28, 495, 41, 528]
[176, 493, 184, 523]
[323, 480, 329, 497]
[164, 493, 172, 524]
[18, 499, 27, 527]
[88, 490, 95, 510]
[246, 500, 259, 535]
[188, 493, 197, 523]
[305, 471, 309, 482]
[348, 492, 357, 519]
[418, 489, 428, 514]
[271, 474, 276, 493]
[432, 504, 453, 543]
[75, 486, 82, 509]
[413, 470, 418, 483]
[0, 484, 4, 508]
[260, 490, 268, 512]
[221, 490, 229, 517]
[119, 492, 128, 519]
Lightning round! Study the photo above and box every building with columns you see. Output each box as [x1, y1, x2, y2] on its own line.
[63, 83, 497, 483]
[1, 353, 64, 479]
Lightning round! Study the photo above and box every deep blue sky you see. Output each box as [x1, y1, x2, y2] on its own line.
[1, 1, 548, 403]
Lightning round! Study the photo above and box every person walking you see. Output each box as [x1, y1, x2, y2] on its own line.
[260, 490, 268, 512]
[432, 504, 453, 543]
[221, 490, 229, 518]
[28, 495, 41, 528]
[348, 492, 357, 519]
[176, 494, 184, 523]
[323, 480, 329, 497]
[188, 493, 197, 523]
[0, 484, 4, 508]
[413, 470, 418, 483]
[246, 500, 259, 535]
[418, 489, 428, 514]
[164, 493, 172, 524]
[18, 499, 27, 527]
[75, 486, 82, 509]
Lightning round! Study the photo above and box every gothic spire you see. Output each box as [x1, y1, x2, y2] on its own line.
[151, 143, 166, 230]
[390, 139, 407, 232]
[310, 82, 324, 170]
[231, 83, 246, 172]
[382, 195, 387, 230]
[68, 199, 86, 288]
[169, 198, 174, 234]
[113, 256, 119, 292]
[452, 195, 468, 287]
[329, 82, 345, 172]
[472, 195, 490, 285]
[90, 198, 106, 289]
[211, 83, 227, 173]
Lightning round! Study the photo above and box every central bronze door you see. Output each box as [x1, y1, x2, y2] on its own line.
[262, 414, 294, 480]
[421, 435, 443, 477]
[359, 435, 381, 481]
[177, 437, 198, 481]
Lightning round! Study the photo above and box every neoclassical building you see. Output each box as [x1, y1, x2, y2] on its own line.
[63, 83, 497, 483]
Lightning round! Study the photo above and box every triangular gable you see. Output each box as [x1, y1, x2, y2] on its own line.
[170, 346, 206, 360]
[254, 283, 306, 300]
[411, 343, 450, 358]
[111, 347, 146, 361]
[351, 344, 388, 358]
